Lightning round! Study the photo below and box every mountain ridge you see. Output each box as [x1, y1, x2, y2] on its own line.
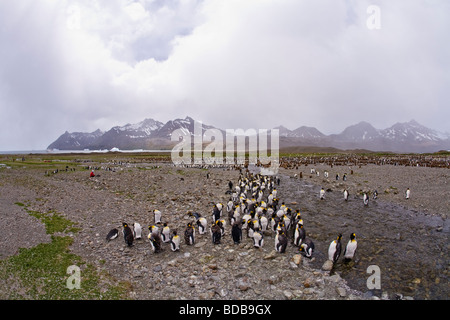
[47, 117, 450, 153]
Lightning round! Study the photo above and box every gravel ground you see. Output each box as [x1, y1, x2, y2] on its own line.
[0, 159, 448, 300]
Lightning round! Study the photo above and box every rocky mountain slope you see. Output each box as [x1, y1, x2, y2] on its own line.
[47, 117, 450, 153]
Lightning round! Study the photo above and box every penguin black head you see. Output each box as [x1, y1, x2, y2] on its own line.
[350, 233, 356, 240]
[337, 234, 342, 240]
[123, 222, 128, 228]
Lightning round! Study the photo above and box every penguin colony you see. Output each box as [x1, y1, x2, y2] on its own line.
[106, 170, 358, 269]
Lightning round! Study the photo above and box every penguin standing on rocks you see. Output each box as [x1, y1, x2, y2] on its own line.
[231, 220, 242, 244]
[344, 189, 349, 201]
[252, 228, 264, 248]
[148, 226, 162, 253]
[133, 223, 142, 240]
[212, 204, 221, 223]
[189, 212, 208, 235]
[241, 212, 252, 230]
[282, 214, 291, 232]
[300, 238, 315, 259]
[217, 219, 226, 237]
[231, 209, 241, 226]
[344, 233, 358, 262]
[149, 225, 159, 236]
[161, 223, 171, 243]
[122, 223, 134, 247]
[275, 230, 288, 253]
[170, 230, 180, 252]
[328, 234, 342, 264]
[320, 187, 325, 200]
[226, 199, 234, 222]
[184, 222, 195, 245]
[260, 214, 268, 232]
[106, 228, 119, 241]
[406, 188, 411, 200]
[153, 209, 162, 224]
[294, 223, 306, 247]
[211, 222, 222, 245]
[363, 193, 369, 206]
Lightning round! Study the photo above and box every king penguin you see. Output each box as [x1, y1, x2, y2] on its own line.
[106, 228, 119, 241]
[252, 227, 264, 248]
[320, 187, 325, 200]
[153, 209, 162, 224]
[328, 234, 342, 264]
[231, 220, 243, 244]
[184, 222, 195, 245]
[344, 189, 349, 201]
[189, 211, 208, 235]
[300, 238, 315, 259]
[148, 226, 162, 253]
[170, 230, 180, 252]
[260, 214, 268, 232]
[122, 223, 134, 247]
[294, 222, 306, 247]
[343, 233, 358, 262]
[275, 230, 288, 253]
[133, 222, 142, 240]
[406, 188, 410, 200]
[363, 193, 369, 206]
[211, 221, 222, 245]
[161, 223, 171, 243]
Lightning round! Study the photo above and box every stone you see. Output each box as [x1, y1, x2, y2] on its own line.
[303, 278, 314, 288]
[292, 254, 302, 265]
[263, 250, 277, 260]
[283, 290, 293, 299]
[268, 274, 281, 285]
[336, 287, 346, 297]
[216, 288, 228, 297]
[322, 259, 334, 271]
[208, 264, 218, 270]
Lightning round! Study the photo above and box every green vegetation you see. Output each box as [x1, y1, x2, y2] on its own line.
[0, 203, 128, 300]
[0, 236, 127, 299]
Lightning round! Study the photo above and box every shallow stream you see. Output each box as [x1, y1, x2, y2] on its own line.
[279, 174, 449, 299]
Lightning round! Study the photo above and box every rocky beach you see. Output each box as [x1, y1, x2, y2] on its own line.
[0, 153, 448, 300]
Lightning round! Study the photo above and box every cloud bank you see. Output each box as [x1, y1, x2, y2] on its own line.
[0, 0, 449, 150]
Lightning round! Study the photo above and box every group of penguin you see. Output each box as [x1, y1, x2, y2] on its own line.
[105, 170, 358, 270]
[320, 187, 411, 206]
[106, 209, 181, 253]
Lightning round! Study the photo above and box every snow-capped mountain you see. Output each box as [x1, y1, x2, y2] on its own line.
[153, 116, 219, 139]
[331, 121, 381, 142]
[381, 120, 445, 142]
[47, 129, 104, 150]
[47, 118, 450, 153]
[276, 125, 325, 140]
[47, 116, 221, 151]
[276, 119, 449, 153]
[328, 120, 450, 152]
[113, 118, 164, 138]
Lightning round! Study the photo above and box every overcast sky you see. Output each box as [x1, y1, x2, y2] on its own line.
[0, 0, 449, 151]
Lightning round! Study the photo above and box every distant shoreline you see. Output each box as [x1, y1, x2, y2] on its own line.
[0, 149, 173, 155]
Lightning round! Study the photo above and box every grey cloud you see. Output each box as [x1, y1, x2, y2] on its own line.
[0, 0, 449, 151]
